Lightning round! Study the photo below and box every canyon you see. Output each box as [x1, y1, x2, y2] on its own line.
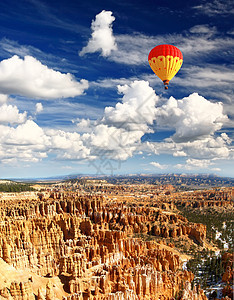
[0, 180, 233, 300]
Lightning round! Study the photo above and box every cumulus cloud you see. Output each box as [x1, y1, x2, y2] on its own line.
[86, 124, 140, 160]
[146, 133, 231, 161]
[0, 120, 90, 163]
[186, 158, 213, 168]
[31, 81, 154, 162]
[80, 10, 117, 57]
[176, 158, 215, 170]
[0, 81, 157, 163]
[0, 120, 49, 163]
[36, 103, 43, 113]
[156, 93, 228, 142]
[0, 103, 27, 125]
[75, 118, 93, 133]
[1, 120, 49, 146]
[173, 151, 187, 157]
[48, 129, 91, 160]
[0, 55, 88, 99]
[0, 80, 232, 170]
[103, 80, 158, 130]
[0, 94, 8, 105]
[0, 94, 27, 125]
[150, 161, 167, 169]
[85, 80, 158, 160]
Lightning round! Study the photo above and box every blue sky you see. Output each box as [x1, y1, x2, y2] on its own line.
[0, 0, 233, 178]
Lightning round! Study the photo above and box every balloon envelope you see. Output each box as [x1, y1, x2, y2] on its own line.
[148, 44, 183, 89]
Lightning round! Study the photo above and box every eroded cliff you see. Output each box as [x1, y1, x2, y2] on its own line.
[0, 189, 211, 300]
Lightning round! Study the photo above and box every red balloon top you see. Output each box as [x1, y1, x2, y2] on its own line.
[148, 44, 183, 61]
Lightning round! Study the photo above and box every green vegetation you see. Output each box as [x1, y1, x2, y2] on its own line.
[176, 205, 233, 295]
[186, 249, 225, 289]
[177, 206, 234, 251]
[0, 183, 35, 192]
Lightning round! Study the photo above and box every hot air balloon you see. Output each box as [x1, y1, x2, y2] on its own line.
[148, 44, 183, 89]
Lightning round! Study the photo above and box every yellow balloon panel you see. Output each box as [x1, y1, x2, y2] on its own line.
[149, 55, 183, 82]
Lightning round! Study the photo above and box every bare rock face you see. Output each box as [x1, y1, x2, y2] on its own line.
[221, 252, 234, 298]
[38, 287, 46, 300]
[180, 281, 207, 300]
[0, 190, 210, 300]
[170, 188, 233, 209]
[9, 281, 34, 300]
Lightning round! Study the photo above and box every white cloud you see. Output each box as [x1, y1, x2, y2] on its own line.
[189, 24, 217, 35]
[48, 129, 90, 160]
[0, 103, 27, 125]
[36, 103, 43, 113]
[184, 137, 230, 159]
[0, 81, 155, 163]
[227, 29, 234, 35]
[50, 83, 230, 163]
[146, 133, 231, 160]
[106, 26, 234, 66]
[0, 94, 8, 105]
[103, 80, 158, 130]
[0, 120, 49, 163]
[193, 0, 234, 16]
[75, 118, 93, 133]
[173, 151, 187, 157]
[76, 81, 158, 161]
[91, 77, 137, 89]
[0, 80, 232, 169]
[0, 38, 36, 58]
[79, 10, 117, 57]
[48, 80, 157, 161]
[175, 158, 221, 171]
[86, 124, 140, 160]
[0, 121, 91, 163]
[175, 158, 222, 172]
[150, 161, 167, 169]
[85, 23, 233, 109]
[156, 93, 228, 142]
[0, 55, 88, 99]
[1, 120, 49, 146]
[109, 33, 152, 65]
[186, 158, 213, 168]
[174, 65, 234, 88]
[211, 167, 221, 172]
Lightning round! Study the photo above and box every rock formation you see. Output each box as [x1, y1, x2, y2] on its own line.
[1, 185, 228, 299]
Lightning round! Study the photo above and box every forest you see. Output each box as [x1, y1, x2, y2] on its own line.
[0, 183, 35, 192]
